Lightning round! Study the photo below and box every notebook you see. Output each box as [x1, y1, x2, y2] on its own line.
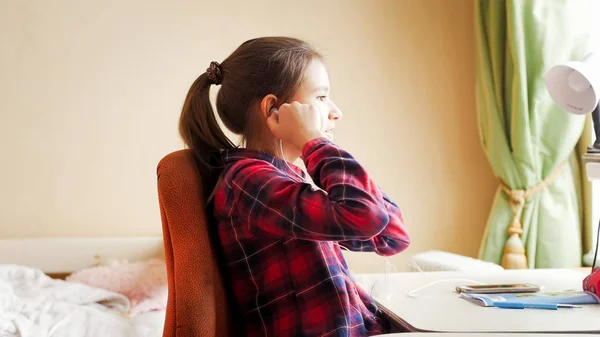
[461, 290, 600, 307]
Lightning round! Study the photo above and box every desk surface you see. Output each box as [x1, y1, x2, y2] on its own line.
[355, 269, 600, 333]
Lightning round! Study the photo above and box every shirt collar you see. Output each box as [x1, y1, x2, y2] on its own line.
[221, 147, 306, 178]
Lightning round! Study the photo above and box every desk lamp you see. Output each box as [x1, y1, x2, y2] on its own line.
[546, 52, 600, 295]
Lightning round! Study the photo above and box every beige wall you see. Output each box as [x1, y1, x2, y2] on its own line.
[0, 0, 497, 272]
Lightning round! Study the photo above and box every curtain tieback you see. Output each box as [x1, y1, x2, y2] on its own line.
[499, 160, 568, 269]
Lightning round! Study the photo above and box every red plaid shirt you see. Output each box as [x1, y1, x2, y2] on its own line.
[213, 138, 410, 336]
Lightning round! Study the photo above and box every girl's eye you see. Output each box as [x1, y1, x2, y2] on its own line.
[317, 96, 327, 102]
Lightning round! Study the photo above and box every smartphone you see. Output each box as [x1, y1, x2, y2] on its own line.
[455, 283, 541, 294]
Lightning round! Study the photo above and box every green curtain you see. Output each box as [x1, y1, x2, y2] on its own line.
[475, 0, 595, 268]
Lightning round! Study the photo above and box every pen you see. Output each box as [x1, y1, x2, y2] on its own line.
[494, 302, 580, 310]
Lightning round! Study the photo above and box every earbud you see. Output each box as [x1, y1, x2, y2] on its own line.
[269, 107, 279, 117]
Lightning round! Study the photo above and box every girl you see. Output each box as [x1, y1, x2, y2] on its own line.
[179, 37, 410, 336]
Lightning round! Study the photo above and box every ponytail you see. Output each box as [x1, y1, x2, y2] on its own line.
[179, 73, 234, 197]
[179, 72, 235, 164]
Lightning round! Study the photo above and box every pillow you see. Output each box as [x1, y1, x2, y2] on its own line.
[66, 258, 167, 316]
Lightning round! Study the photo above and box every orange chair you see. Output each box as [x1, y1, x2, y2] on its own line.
[157, 150, 236, 337]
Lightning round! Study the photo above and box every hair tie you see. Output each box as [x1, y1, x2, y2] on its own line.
[206, 61, 223, 85]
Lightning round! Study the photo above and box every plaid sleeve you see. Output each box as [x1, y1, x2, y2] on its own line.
[339, 191, 410, 256]
[225, 138, 395, 240]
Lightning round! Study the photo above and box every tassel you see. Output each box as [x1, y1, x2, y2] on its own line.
[501, 232, 527, 269]
[497, 162, 567, 270]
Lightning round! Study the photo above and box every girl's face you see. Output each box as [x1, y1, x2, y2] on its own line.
[292, 60, 343, 141]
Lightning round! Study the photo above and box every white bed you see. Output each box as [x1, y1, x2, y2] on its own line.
[0, 237, 166, 337]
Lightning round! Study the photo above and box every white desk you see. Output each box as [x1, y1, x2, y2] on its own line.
[355, 269, 600, 333]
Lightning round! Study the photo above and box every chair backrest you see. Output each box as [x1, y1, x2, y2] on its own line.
[157, 149, 231, 337]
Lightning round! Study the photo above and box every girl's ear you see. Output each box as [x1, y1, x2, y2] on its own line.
[260, 94, 278, 119]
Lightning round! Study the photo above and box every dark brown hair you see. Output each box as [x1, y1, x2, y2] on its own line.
[179, 37, 322, 183]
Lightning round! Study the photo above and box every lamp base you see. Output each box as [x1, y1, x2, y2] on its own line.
[582, 151, 600, 180]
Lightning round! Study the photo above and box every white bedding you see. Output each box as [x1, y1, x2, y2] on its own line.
[0, 265, 164, 337]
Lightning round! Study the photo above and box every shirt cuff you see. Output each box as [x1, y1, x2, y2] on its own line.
[301, 137, 332, 158]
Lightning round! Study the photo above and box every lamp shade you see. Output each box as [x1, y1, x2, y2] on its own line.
[546, 53, 600, 115]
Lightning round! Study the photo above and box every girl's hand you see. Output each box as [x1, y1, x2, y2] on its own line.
[267, 102, 324, 149]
